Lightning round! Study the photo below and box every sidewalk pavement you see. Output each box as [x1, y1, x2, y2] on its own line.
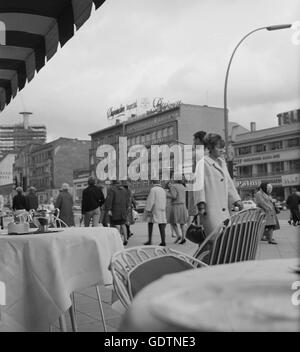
[57, 213, 299, 332]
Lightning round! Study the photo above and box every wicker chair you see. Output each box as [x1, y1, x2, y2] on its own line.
[193, 208, 266, 265]
[109, 246, 208, 309]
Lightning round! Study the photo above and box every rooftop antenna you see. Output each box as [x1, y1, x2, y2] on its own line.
[19, 111, 33, 129]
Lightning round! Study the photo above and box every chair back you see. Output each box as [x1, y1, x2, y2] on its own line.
[194, 208, 266, 265]
[109, 246, 207, 309]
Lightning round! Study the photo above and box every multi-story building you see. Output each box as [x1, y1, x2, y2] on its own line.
[13, 138, 91, 204]
[234, 109, 300, 201]
[0, 112, 46, 158]
[90, 101, 247, 198]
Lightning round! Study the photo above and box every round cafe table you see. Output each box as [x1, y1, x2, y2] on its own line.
[119, 258, 300, 332]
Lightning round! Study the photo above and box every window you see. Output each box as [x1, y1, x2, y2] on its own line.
[255, 144, 267, 153]
[136, 136, 140, 144]
[238, 146, 252, 155]
[256, 163, 268, 176]
[270, 141, 283, 150]
[146, 134, 151, 142]
[151, 131, 156, 141]
[157, 130, 162, 139]
[141, 135, 145, 143]
[287, 138, 300, 148]
[168, 126, 174, 137]
[163, 128, 168, 138]
[271, 162, 284, 173]
[288, 159, 300, 171]
[238, 165, 252, 177]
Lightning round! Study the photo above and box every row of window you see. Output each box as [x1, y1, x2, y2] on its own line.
[238, 159, 300, 177]
[93, 126, 175, 149]
[31, 151, 52, 164]
[32, 177, 51, 189]
[237, 137, 300, 156]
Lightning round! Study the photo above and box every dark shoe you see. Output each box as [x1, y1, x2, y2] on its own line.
[178, 238, 186, 245]
[288, 220, 292, 225]
[123, 240, 128, 246]
[174, 237, 182, 244]
[144, 241, 152, 245]
[159, 242, 166, 246]
[268, 240, 278, 245]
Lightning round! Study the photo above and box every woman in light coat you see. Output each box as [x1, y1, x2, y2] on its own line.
[194, 133, 243, 236]
[254, 183, 280, 244]
[169, 180, 188, 244]
[55, 183, 75, 227]
[144, 182, 167, 246]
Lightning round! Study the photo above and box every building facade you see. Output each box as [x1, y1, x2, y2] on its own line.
[0, 113, 46, 158]
[90, 102, 247, 198]
[13, 138, 91, 204]
[234, 111, 300, 201]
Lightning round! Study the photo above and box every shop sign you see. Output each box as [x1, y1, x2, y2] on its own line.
[236, 176, 282, 188]
[282, 174, 300, 186]
[236, 153, 281, 164]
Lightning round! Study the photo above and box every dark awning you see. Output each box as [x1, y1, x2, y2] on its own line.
[0, 0, 105, 111]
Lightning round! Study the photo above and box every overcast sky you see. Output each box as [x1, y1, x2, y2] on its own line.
[0, 0, 299, 142]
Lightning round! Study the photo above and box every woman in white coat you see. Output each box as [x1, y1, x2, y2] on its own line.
[144, 182, 167, 246]
[194, 133, 243, 236]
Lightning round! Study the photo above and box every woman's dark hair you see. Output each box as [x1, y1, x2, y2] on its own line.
[259, 182, 269, 194]
[204, 133, 225, 151]
[193, 131, 206, 145]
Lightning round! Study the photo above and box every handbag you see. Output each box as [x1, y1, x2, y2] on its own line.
[186, 215, 207, 245]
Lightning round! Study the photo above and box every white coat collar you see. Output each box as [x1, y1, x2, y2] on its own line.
[205, 155, 225, 175]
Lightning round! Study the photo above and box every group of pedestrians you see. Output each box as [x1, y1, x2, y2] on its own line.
[81, 177, 136, 245]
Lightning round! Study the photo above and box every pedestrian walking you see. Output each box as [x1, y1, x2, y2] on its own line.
[165, 181, 176, 238]
[286, 187, 300, 226]
[25, 186, 39, 211]
[254, 183, 280, 244]
[12, 187, 27, 211]
[105, 181, 130, 245]
[144, 181, 167, 246]
[81, 176, 105, 227]
[193, 133, 243, 236]
[169, 180, 188, 244]
[0, 194, 4, 229]
[122, 181, 136, 240]
[55, 183, 75, 227]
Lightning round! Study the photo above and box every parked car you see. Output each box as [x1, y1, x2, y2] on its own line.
[242, 200, 257, 209]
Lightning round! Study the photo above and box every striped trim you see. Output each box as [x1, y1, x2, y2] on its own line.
[0, 0, 105, 111]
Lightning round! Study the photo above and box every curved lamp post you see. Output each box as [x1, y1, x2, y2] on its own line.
[224, 24, 292, 161]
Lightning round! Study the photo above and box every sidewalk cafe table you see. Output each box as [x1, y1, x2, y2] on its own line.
[119, 258, 300, 332]
[0, 227, 123, 331]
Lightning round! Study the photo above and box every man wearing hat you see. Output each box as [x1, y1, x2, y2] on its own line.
[12, 187, 27, 211]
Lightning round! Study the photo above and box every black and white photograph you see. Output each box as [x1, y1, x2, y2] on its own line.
[0, 0, 299, 335]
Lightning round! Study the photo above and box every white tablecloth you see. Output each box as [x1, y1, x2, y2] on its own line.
[0, 227, 123, 331]
[120, 258, 300, 332]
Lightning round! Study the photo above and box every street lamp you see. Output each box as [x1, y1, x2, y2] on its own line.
[224, 24, 292, 161]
